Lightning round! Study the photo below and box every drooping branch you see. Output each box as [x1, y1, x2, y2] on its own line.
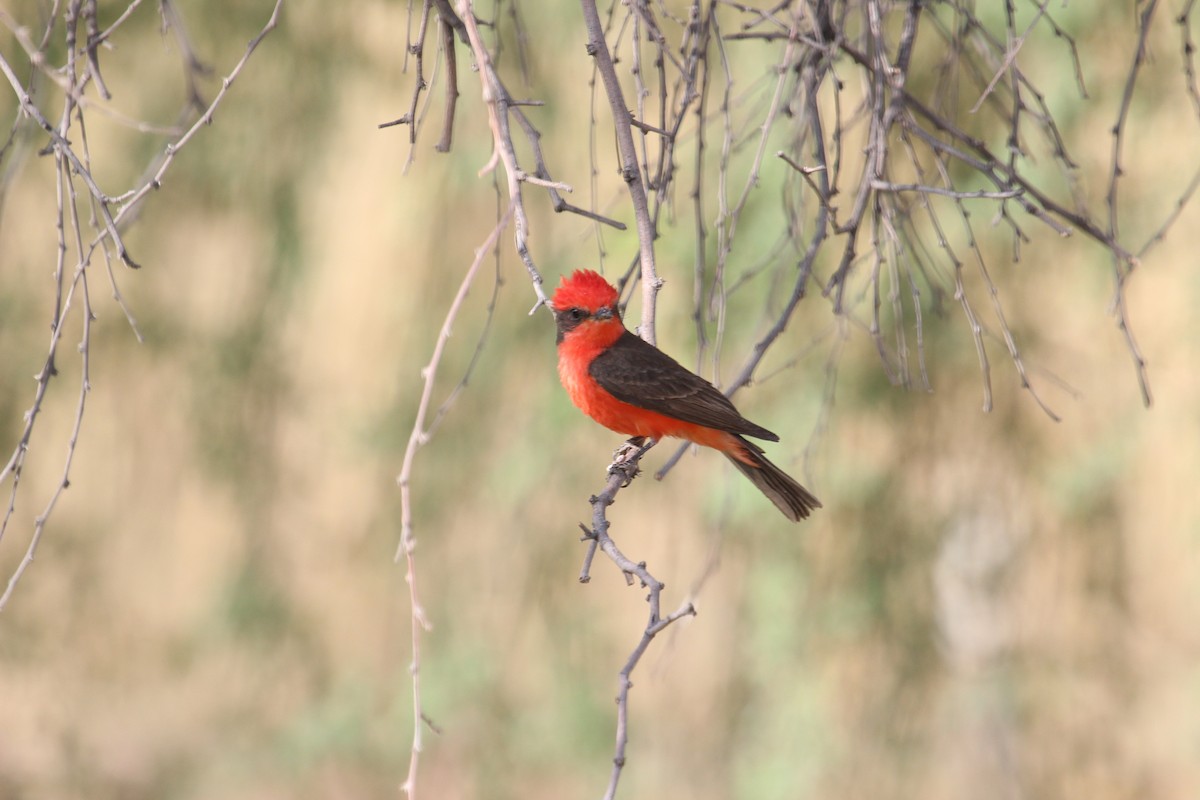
[0, 0, 282, 609]
[395, 210, 511, 798]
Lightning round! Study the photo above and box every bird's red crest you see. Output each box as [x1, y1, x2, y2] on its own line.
[551, 269, 619, 312]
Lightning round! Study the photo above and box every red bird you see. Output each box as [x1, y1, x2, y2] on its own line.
[551, 269, 821, 522]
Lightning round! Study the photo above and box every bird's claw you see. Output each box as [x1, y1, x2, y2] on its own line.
[607, 437, 650, 486]
[610, 436, 647, 463]
[606, 457, 641, 487]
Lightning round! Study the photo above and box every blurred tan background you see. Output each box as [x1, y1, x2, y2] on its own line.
[2, 2, 1199, 799]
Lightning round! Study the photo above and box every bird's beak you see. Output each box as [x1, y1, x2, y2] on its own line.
[594, 306, 613, 321]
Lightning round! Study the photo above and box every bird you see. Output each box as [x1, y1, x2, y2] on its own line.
[551, 269, 821, 521]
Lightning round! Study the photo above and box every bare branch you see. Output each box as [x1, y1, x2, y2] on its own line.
[395, 210, 512, 798]
[577, 443, 696, 800]
[1181, 0, 1200, 121]
[869, 180, 1023, 200]
[456, 0, 548, 308]
[434, 15, 460, 152]
[1105, 0, 1160, 405]
[0, 0, 280, 608]
[580, 0, 661, 344]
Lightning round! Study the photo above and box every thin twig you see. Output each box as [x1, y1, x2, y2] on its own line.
[434, 15, 460, 152]
[1181, 0, 1200, 121]
[0, 141, 94, 610]
[1104, 0, 1158, 406]
[869, 180, 1023, 200]
[395, 211, 512, 798]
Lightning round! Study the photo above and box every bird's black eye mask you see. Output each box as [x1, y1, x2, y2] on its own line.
[554, 305, 616, 343]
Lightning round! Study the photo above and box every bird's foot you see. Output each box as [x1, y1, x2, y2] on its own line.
[607, 437, 653, 487]
[607, 459, 641, 487]
[610, 436, 647, 464]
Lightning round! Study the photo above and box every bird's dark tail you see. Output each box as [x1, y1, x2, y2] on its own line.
[725, 437, 821, 522]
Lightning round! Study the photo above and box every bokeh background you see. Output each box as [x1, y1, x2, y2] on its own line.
[2, 2, 1199, 799]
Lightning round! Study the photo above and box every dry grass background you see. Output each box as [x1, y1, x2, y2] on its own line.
[2, 2, 1199, 799]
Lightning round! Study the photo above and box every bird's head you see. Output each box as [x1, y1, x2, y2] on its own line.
[550, 269, 623, 344]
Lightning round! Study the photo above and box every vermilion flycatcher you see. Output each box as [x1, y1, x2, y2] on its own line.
[551, 269, 821, 521]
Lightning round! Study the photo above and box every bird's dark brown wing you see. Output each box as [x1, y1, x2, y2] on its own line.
[587, 330, 779, 441]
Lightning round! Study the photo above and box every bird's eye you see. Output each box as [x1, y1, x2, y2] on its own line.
[567, 308, 586, 322]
